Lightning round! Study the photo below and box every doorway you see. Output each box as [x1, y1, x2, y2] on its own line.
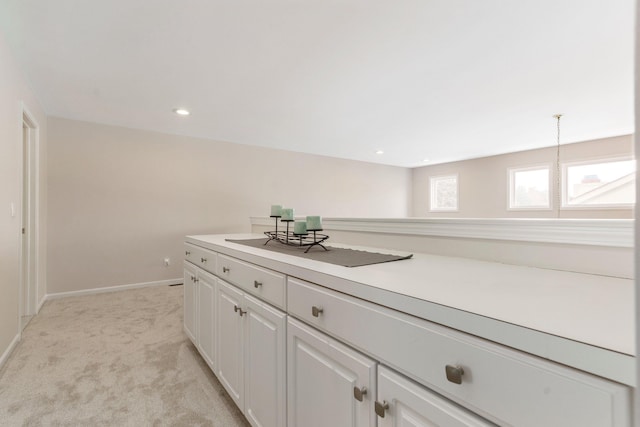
[20, 108, 39, 331]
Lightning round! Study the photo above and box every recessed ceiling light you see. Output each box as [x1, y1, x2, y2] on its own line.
[173, 108, 190, 116]
[375, 150, 384, 155]
[423, 158, 430, 163]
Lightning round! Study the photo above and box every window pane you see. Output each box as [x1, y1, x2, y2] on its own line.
[430, 175, 458, 210]
[512, 168, 549, 208]
[566, 160, 636, 206]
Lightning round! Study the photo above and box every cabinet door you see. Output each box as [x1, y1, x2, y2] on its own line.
[183, 262, 197, 344]
[377, 366, 493, 427]
[244, 294, 286, 427]
[197, 270, 217, 372]
[216, 279, 245, 410]
[288, 318, 376, 427]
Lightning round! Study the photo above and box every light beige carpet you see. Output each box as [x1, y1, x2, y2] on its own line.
[0, 285, 249, 426]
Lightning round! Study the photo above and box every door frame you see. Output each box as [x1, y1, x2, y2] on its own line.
[19, 103, 40, 327]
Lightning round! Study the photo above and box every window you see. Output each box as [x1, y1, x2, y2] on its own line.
[563, 158, 636, 208]
[508, 165, 550, 209]
[430, 174, 458, 211]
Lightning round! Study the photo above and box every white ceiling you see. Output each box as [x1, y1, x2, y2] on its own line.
[0, 0, 634, 167]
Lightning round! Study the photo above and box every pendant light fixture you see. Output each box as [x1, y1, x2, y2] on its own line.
[554, 114, 562, 217]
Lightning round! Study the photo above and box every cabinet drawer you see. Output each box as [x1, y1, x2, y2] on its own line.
[288, 277, 631, 427]
[218, 254, 286, 309]
[184, 243, 216, 274]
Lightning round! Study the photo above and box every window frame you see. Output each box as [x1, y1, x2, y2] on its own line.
[561, 156, 636, 210]
[507, 164, 552, 211]
[429, 174, 459, 212]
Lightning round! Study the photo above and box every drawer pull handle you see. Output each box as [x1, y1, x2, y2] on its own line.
[234, 305, 246, 316]
[353, 386, 367, 402]
[201, 257, 207, 263]
[254, 280, 263, 288]
[223, 266, 230, 273]
[374, 400, 389, 418]
[185, 251, 191, 256]
[311, 306, 323, 317]
[445, 365, 464, 384]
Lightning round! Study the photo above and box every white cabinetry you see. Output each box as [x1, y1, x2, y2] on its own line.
[183, 260, 217, 372]
[183, 261, 197, 343]
[244, 294, 287, 427]
[217, 278, 287, 427]
[376, 365, 493, 427]
[185, 242, 214, 272]
[287, 317, 376, 427]
[216, 279, 244, 407]
[217, 253, 286, 309]
[185, 235, 632, 427]
[196, 269, 216, 370]
[288, 276, 631, 427]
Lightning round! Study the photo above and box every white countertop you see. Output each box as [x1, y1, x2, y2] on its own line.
[186, 233, 635, 385]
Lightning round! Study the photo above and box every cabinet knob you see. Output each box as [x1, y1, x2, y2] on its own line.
[445, 365, 465, 384]
[190, 275, 195, 282]
[185, 251, 191, 256]
[311, 306, 324, 317]
[374, 400, 389, 418]
[223, 266, 230, 273]
[201, 257, 207, 263]
[353, 386, 367, 402]
[254, 280, 263, 288]
[234, 305, 246, 316]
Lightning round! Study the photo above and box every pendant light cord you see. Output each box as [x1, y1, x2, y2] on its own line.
[554, 114, 562, 218]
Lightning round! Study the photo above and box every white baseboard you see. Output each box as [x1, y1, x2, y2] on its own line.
[0, 333, 21, 372]
[36, 295, 46, 313]
[45, 278, 182, 301]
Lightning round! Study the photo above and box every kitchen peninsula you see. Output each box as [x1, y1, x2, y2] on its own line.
[184, 233, 633, 427]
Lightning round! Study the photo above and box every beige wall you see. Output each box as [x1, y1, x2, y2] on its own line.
[47, 119, 635, 295]
[412, 135, 634, 218]
[47, 118, 411, 293]
[0, 33, 47, 360]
